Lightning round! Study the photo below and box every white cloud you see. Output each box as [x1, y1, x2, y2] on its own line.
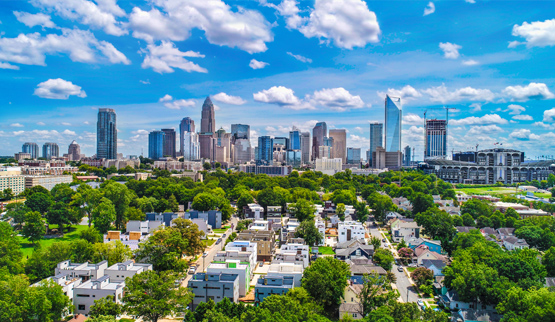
[509, 129, 540, 140]
[212, 93, 246, 105]
[510, 19, 555, 48]
[10, 123, 24, 128]
[378, 85, 422, 102]
[503, 83, 555, 101]
[83, 121, 90, 125]
[423, 2, 435, 16]
[141, 41, 207, 74]
[0, 62, 19, 70]
[451, 114, 508, 125]
[132, 129, 150, 135]
[467, 125, 503, 136]
[139, 79, 150, 84]
[512, 114, 533, 121]
[423, 84, 495, 103]
[0, 28, 129, 66]
[462, 59, 479, 66]
[470, 103, 482, 112]
[506, 104, 525, 115]
[164, 99, 196, 110]
[465, 0, 476, 3]
[33, 78, 86, 99]
[287, 52, 312, 63]
[30, 0, 126, 36]
[543, 108, 555, 122]
[311, 87, 364, 111]
[62, 129, 76, 136]
[403, 113, 424, 126]
[249, 59, 269, 69]
[128, 0, 273, 53]
[159, 94, 173, 102]
[37, 122, 46, 126]
[254, 86, 301, 106]
[261, 0, 303, 29]
[439, 42, 462, 59]
[533, 121, 555, 130]
[14, 12, 56, 28]
[354, 126, 363, 133]
[61, 122, 71, 126]
[290, 0, 381, 49]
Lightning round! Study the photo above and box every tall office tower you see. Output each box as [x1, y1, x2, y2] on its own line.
[22, 142, 39, 159]
[312, 122, 327, 160]
[286, 150, 302, 167]
[148, 131, 165, 160]
[385, 95, 402, 153]
[201, 97, 216, 134]
[179, 117, 195, 155]
[68, 140, 81, 161]
[42, 142, 59, 159]
[182, 132, 199, 160]
[257, 136, 273, 165]
[369, 122, 383, 166]
[300, 132, 311, 164]
[329, 129, 347, 163]
[214, 128, 233, 163]
[347, 147, 361, 164]
[274, 137, 290, 150]
[404, 145, 411, 166]
[425, 119, 447, 159]
[97, 108, 117, 159]
[231, 124, 250, 140]
[161, 128, 176, 158]
[289, 127, 301, 150]
[199, 97, 216, 159]
[231, 124, 251, 164]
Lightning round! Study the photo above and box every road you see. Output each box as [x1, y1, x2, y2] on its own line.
[366, 222, 419, 303]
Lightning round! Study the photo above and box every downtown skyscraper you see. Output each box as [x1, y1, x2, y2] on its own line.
[148, 131, 165, 160]
[425, 119, 447, 159]
[161, 128, 176, 158]
[312, 122, 327, 160]
[369, 122, 383, 165]
[97, 108, 117, 159]
[329, 129, 347, 163]
[199, 97, 216, 159]
[385, 95, 402, 153]
[22, 142, 39, 159]
[180, 117, 195, 157]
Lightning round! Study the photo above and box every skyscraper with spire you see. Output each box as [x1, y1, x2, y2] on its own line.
[199, 97, 216, 159]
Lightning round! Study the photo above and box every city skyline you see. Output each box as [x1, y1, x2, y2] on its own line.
[1, 0, 555, 158]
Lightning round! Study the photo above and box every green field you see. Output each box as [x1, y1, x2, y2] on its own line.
[318, 246, 335, 255]
[18, 225, 89, 258]
[456, 187, 519, 196]
[202, 239, 216, 247]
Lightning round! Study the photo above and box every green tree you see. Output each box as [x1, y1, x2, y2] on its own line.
[461, 199, 493, 219]
[89, 295, 122, 317]
[80, 226, 103, 243]
[73, 184, 103, 227]
[415, 208, 456, 243]
[462, 213, 475, 226]
[87, 316, 117, 322]
[370, 236, 381, 251]
[257, 187, 277, 215]
[295, 220, 323, 246]
[236, 192, 254, 216]
[411, 192, 435, 216]
[92, 198, 117, 234]
[368, 193, 395, 223]
[0, 222, 24, 274]
[46, 202, 72, 234]
[542, 246, 555, 277]
[290, 199, 316, 222]
[302, 257, 350, 316]
[497, 286, 555, 322]
[167, 194, 179, 212]
[336, 203, 346, 221]
[103, 182, 134, 230]
[92, 240, 133, 266]
[191, 192, 219, 211]
[411, 267, 433, 288]
[25, 192, 52, 215]
[373, 248, 394, 271]
[126, 207, 145, 221]
[359, 272, 399, 314]
[22, 211, 46, 244]
[25, 242, 74, 282]
[123, 270, 193, 322]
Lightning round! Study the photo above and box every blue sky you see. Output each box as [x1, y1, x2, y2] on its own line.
[1, 0, 555, 159]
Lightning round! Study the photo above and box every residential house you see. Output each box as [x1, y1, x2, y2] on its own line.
[249, 220, 269, 231]
[267, 206, 282, 217]
[392, 197, 413, 212]
[237, 230, 275, 262]
[433, 276, 447, 296]
[339, 283, 364, 320]
[335, 240, 374, 261]
[440, 290, 497, 314]
[73, 276, 125, 316]
[103, 230, 149, 250]
[414, 245, 448, 266]
[104, 261, 153, 283]
[407, 238, 442, 254]
[338, 221, 366, 244]
[32, 274, 81, 305]
[315, 219, 326, 246]
[267, 262, 304, 287]
[455, 226, 477, 234]
[184, 210, 222, 229]
[276, 243, 310, 268]
[267, 212, 283, 231]
[421, 259, 446, 276]
[347, 258, 386, 284]
[254, 275, 294, 303]
[243, 203, 264, 220]
[145, 212, 179, 227]
[503, 236, 529, 250]
[439, 206, 460, 216]
[55, 260, 108, 282]
[206, 260, 251, 297]
[188, 273, 240, 310]
[214, 250, 257, 276]
[452, 310, 502, 322]
[125, 220, 164, 234]
[392, 221, 421, 243]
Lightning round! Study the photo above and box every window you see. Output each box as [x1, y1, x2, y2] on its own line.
[76, 294, 90, 297]
[78, 305, 86, 311]
[353, 314, 358, 318]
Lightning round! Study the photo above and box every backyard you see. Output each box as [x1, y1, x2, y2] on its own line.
[318, 246, 335, 255]
[18, 224, 89, 258]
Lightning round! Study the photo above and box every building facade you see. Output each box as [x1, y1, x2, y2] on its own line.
[329, 129, 347, 163]
[182, 131, 199, 160]
[384, 95, 402, 153]
[179, 117, 195, 156]
[300, 131, 311, 164]
[289, 127, 301, 150]
[188, 273, 240, 310]
[161, 128, 176, 158]
[42, 142, 59, 159]
[68, 140, 81, 161]
[347, 148, 361, 164]
[148, 131, 165, 160]
[425, 119, 447, 159]
[312, 122, 327, 160]
[22, 142, 39, 159]
[404, 145, 411, 166]
[97, 108, 117, 159]
[257, 136, 273, 165]
[369, 122, 383, 166]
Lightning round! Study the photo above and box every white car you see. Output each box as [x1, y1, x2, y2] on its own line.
[417, 300, 425, 308]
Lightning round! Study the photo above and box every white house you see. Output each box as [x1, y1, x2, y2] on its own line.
[276, 243, 310, 268]
[315, 219, 326, 246]
[338, 221, 366, 244]
[33, 273, 81, 305]
[391, 221, 421, 243]
[267, 262, 304, 287]
[55, 260, 108, 282]
[206, 260, 251, 297]
[249, 220, 269, 231]
[104, 261, 153, 283]
[125, 220, 164, 234]
[503, 236, 529, 250]
[214, 250, 257, 276]
[73, 276, 125, 316]
[225, 240, 258, 261]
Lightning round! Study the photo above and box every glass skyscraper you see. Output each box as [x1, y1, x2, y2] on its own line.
[385, 95, 402, 152]
[425, 119, 447, 159]
[97, 108, 117, 159]
[22, 142, 39, 159]
[161, 128, 176, 158]
[148, 131, 165, 160]
[289, 127, 301, 150]
[347, 147, 361, 164]
[312, 122, 327, 160]
[180, 117, 195, 156]
[257, 136, 273, 165]
[369, 122, 383, 165]
[42, 142, 59, 159]
[231, 124, 250, 140]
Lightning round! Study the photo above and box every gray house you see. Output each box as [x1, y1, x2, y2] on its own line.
[254, 275, 294, 303]
[188, 273, 240, 310]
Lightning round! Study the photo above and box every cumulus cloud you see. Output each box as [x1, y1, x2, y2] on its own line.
[128, 0, 273, 53]
[261, 0, 303, 29]
[141, 41, 207, 74]
[423, 84, 495, 103]
[164, 99, 196, 110]
[510, 19, 555, 48]
[506, 104, 525, 115]
[423, 2, 435, 16]
[249, 59, 269, 69]
[512, 114, 533, 121]
[212, 92, 246, 105]
[450, 114, 508, 125]
[403, 113, 424, 126]
[503, 82, 555, 101]
[311, 87, 365, 111]
[0, 62, 19, 70]
[470, 103, 482, 112]
[378, 85, 422, 102]
[11, 123, 24, 128]
[509, 129, 540, 140]
[159, 94, 173, 102]
[33, 78, 86, 99]
[14, 11, 56, 28]
[30, 0, 126, 36]
[287, 52, 312, 63]
[0, 28, 130, 66]
[37, 122, 46, 126]
[439, 42, 462, 59]
[533, 121, 555, 130]
[253, 86, 307, 109]
[462, 59, 479, 66]
[543, 108, 555, 122]
[467, 125, 503, 136]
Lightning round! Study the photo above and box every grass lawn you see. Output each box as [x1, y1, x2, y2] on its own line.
[407, 267, 417, 273]
[18, 225, 89, 258]
[318, 246, 335, 255]
[203, 239, 216, 247]
[212, 225, 231, 234]
[456, 187, 518, 196]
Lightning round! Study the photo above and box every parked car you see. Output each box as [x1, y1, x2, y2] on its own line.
[382, 238, 387, 242]
[216, 238, 222, 245]
[188, 265, 197, 274]
[417, 300, 425, 308]
[397, 266, 404, 272]
[222, 233, 227, 238]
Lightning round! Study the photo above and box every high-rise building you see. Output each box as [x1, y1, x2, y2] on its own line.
[161, 128, 176, 158]
[257, 136, 273, 166]
[179, 117, 195, 156]
[289, 127, 301, 150]
[214, 128, 233, 163]
[200, 97, 216, 159]
[231, 124, 250, 140]
[286, 150, 302, 168]
[22, 142, 39, 159]
[231, 124, 251, 164]
[182, 132, 199, 160]
[329, 129, 347, 163]
[274, 137, 290, 150]
[347, 147, 361, 164]
[148, 131, 165, 160]
[369, 122, 383, 166]
[68, 140, 81, 161]
[97, 108, 117, 159]
[300, 132, 311, 164]
[385, 95, 402, 153]
[425, 119, 447, 159]
[42, 142, 59, 159]
[404, 145, 411, 166]
[312, 122, 327, 160]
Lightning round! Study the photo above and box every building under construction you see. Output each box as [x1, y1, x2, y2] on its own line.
[425, 119, 447, 159]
